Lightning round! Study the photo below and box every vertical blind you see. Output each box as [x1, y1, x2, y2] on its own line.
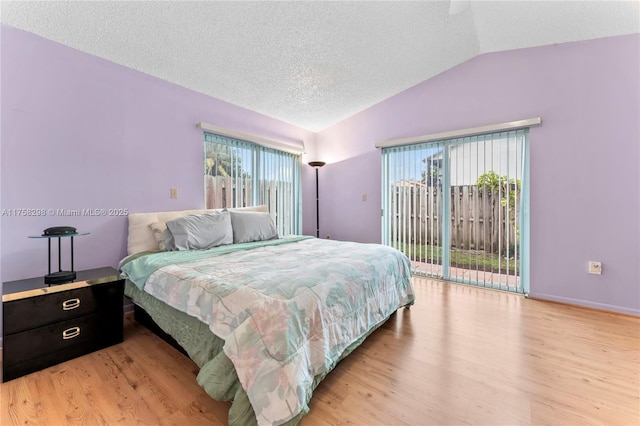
[204, 132, 302, 236]
[382, 140, 446, 277]
[382, 129, 529, 293]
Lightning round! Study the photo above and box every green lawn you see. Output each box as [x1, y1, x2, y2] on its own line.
[395, 243, 519, 274]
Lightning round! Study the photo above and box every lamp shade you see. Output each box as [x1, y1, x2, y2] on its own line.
[308, 161, 326, 168]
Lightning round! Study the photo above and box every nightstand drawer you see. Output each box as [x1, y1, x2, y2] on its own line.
[2, 268, 124, 382]
[3, 283, 121, 335]
[3, 311, 122, 369]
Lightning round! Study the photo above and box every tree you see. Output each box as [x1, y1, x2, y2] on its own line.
[205, 143, 249, 178]
[477, 171, 521, 210]
[477, 171, 521, 253]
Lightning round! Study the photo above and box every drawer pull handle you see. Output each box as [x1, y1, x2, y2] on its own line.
[62, 327, 81, 340]
[62, 298, 80, 311]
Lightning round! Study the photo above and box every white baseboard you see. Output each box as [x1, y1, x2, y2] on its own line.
[527, 292, 640, 316]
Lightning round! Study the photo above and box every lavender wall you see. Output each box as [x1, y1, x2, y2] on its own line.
[1, 23, 637, 344]
[0, 26, 316, 287]
[314, 34, 640, 315]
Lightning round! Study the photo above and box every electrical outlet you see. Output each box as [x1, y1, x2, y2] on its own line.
[170, 188, 178, 199]
[588, 261, 602, 275]
[361, 193, 367, 201]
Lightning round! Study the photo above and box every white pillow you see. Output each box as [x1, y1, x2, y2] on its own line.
[229, 211, 278, 243]
[148, 222, 168, 251]
[166, 211, 233, 250]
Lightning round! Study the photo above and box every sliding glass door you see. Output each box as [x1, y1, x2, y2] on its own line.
[382, 130, 529, 293]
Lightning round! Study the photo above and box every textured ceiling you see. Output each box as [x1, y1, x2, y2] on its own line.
[1, 1, 638, 131]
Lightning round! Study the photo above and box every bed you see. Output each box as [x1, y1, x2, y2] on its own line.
[119, 206, 414, 425]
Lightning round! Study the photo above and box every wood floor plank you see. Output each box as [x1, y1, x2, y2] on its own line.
[1, 278, 638, 425]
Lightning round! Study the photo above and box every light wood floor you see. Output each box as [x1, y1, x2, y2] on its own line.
[2, 278, 639, 425]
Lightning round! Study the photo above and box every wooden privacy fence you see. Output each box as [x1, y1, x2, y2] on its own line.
[205, 175, 253, 209]
[205, 175, 291, 217]
[390, 184, 520, 254]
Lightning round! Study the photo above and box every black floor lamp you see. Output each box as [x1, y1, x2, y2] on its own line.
[308, 161, 326, 238]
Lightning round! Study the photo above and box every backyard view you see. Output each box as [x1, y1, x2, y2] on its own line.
[390, 171, 521, 289]
[400, 241, 518, 275]
[383, 131, 526, 292]
[204, 133, 301, 236]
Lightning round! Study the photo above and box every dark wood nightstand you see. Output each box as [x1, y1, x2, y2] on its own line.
[2, 267, 124, 382]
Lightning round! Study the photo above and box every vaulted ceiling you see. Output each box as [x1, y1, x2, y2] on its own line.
[1, 1, 638, 131]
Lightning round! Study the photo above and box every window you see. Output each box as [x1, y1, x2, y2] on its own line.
[204, 132, 301, 236]
[382, 129, 529, 294]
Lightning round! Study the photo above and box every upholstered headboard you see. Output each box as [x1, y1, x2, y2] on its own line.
[127, 205, 268, 255]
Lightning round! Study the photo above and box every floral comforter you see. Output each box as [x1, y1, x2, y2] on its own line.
[121, 236, 414, 425]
